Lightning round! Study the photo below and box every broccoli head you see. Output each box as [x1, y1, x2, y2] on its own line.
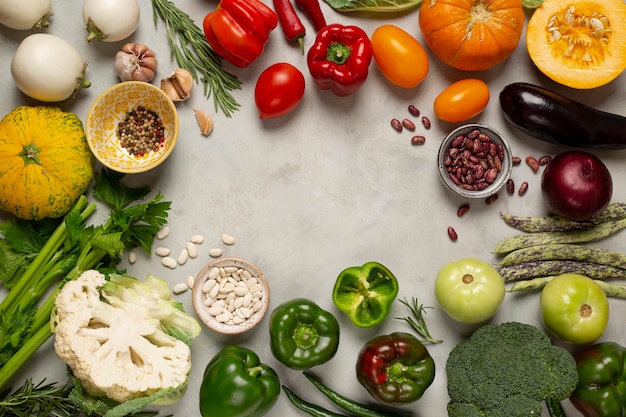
[445, 321, 578, 417]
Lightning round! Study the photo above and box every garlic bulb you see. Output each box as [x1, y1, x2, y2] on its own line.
[114, 43, 158, 82]
[160, 68, 193, 102]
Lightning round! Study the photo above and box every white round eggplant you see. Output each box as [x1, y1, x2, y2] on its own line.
[0, 0, 52, 30]
[82, 0, 140, 43]
[10, 33, 90, 102]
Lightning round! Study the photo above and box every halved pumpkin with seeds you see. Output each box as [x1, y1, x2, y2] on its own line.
[526, 0, 626, 89]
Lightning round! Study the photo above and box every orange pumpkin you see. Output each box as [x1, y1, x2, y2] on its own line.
[419, 0, 525, 71]
[526, 0, 626, 89]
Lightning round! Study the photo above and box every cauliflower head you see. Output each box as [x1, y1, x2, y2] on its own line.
[51, 270, 201, 403]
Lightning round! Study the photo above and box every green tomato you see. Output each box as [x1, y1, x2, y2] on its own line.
[434, 258, 505, 324]
[540, 273, 609, 344]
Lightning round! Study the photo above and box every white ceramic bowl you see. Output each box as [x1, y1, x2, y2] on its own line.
[192, 257, 270, 335]
[85, 81, 179, 174]
[438, 123, 512, 199]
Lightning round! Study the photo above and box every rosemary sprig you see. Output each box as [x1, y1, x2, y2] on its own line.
[151, 0, 242, 117]
[0, 378, 170, 417]
[396, 297, 443, 344]
[0, 378, 79, 417]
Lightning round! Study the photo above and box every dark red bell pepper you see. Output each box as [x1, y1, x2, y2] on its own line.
[306, 23, 372, 97]
[203, 0, 278, 68]
[356, 332, 435, 405]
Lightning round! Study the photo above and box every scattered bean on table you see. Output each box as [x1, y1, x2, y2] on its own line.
[526, 156, 540, 173]
[156, 226, 170, 240]
[221, 233, 236, 245]
[209, 248, 223, 258]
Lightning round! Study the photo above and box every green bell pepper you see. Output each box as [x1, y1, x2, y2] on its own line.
[269, 298, 340, 370]
[199, 345, 280, 417]
[570, 341, 626, 417]
[356, 332, 435, 405]
[332, 261, 399, 328]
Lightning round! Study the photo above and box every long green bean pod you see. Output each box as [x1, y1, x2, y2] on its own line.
[282, 385, 354, 417]
[498, 260, 626, 282]
[509, 277, 626, 298]
[303, 372, 408, 417]
[498, 244, 626, 268]
[493, 218, 626, 254]
[500, 203, 626, 233]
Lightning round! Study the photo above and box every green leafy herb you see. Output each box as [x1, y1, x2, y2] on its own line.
[323, 0, 421, 12]
[396, 297, 442, 344]
[151, 0, 242, 117]
[0, 168, 171, 391]
[0, 376, 170, 417]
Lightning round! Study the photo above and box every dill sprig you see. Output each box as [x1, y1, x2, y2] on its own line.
[396, 297, 443, 344]
[151, 0, 242, 117]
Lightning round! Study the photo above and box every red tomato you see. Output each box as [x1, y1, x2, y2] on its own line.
[371, 25, 429, 89]
[433, 79, 490, 123]
[254, 63, 305, 119]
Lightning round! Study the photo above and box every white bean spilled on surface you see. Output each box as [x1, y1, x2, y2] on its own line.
[172, 282, 189, 294]
[221, 233, 235, 245]
[155, 246, 171, 257]
[201, 266, 264, 326]
[190, 234, 204, 244]
[209, 248, 223, 258]
[156, 226, 170, 240]
[186, 241, 198, 258]
[177, 248, 189, 265]
[161, 256, 177, 269]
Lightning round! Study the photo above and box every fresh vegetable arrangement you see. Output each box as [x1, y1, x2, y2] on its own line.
[1, 0, 625, 415]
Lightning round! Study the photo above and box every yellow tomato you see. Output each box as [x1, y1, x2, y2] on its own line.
[433, 79, 490, 123]
[371, 25, 429, 89]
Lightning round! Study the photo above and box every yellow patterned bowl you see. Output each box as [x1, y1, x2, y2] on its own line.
[86, 81, 179, 174]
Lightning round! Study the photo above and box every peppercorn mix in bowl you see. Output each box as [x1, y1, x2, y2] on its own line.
[438, 123, 512, 199]
[85, 81, 179, 174]
[192, 257, 270, 335]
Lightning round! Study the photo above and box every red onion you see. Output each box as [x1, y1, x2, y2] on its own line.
[541, 150, 613, 221]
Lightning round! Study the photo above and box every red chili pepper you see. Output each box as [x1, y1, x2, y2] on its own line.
[273, 0, 306, 53]
[294, 0, 327, 32]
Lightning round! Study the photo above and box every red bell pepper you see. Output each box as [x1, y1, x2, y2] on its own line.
[306, 23, 372, 97]
[203, 0, 278, 68]
[356, 332, 435, 405]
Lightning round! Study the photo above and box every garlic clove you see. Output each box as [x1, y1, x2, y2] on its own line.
[194, 108, 213, 136]
[160, 68, 193, 102]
